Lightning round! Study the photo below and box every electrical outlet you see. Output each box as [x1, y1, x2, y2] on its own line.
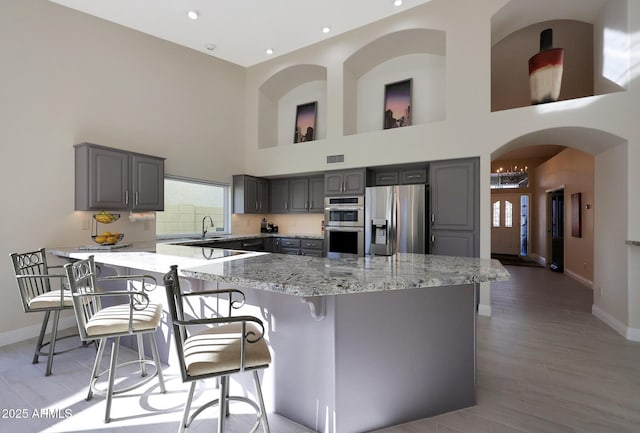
[81, 218, 90, 231]
[143, 221, 150, 231]
[598, 286, 603, 296]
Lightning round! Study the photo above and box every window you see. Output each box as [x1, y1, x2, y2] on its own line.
[156, 177, 230, 238]
[492, 201, 500, 227]
[505, 201, 513, 228]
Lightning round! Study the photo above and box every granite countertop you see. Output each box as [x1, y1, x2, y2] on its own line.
[49, 242, 510, 298]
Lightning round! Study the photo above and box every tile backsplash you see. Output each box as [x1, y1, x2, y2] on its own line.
[232, 213, 324, 236]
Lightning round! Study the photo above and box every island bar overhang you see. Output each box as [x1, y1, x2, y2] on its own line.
[49, 245, 509, 433]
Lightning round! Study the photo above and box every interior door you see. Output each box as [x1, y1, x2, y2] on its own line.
[550, 189, 564, 271]
[491, 193, 521, 255]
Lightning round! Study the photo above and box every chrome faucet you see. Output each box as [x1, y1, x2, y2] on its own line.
[201, 216, 214, 238]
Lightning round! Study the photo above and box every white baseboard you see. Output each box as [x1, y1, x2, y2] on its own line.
[477, 304, 491, 317]
[0, 316, 77, 348]
[592, 305, 640, 342]
[564, 269, 593, 289]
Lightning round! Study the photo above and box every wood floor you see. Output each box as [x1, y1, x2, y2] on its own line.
[1, 265, 639, 433]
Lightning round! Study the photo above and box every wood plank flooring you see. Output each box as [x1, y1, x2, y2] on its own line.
[1, 265, 639, 433]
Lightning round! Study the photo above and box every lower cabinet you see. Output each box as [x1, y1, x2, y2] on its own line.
[200, 236, 323, 256]
[277, 238, 324, 256]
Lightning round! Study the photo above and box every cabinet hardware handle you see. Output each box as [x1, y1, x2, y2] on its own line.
[431, 235, 435, 244]
[135, 191, 139, 206]
[285, 202, 288, 209]
[431, 213, 435, 224]
[125, 190, 129, 205]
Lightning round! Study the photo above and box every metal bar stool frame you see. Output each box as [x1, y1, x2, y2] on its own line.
[64, 255, 166, 423]
[10, 248, 83, 376]
[163, 265, 271, 433]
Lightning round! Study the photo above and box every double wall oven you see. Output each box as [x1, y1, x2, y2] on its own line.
[324, 196, 365, 258]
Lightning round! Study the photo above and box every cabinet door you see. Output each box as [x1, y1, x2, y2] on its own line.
[257, 179, 269, 213]
[343, 169, 366, 195]
[270, 179, 289, 213]
[131, 154, 164, 211]
[324, 172, 344, 195]
[374, 170, 399, 186]
[244, 176, 259, 213]
[324, 169, 365, 195]
[308, 176, 325, 212]
[400, 168, 428, 184]
[429, 158, 479, 257]
[88, 146, 129, 210]
[289, 178, 309, 212]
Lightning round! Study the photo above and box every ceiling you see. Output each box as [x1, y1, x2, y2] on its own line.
[49, 0, 434, 67]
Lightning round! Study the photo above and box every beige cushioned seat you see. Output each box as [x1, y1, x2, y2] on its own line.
[184, 322, 271, 377]
[28, 290, 73, 309]
[85, 303, 162, 336]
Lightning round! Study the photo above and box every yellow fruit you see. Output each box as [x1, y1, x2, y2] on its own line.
[106, 236, 118, 244]
[103, 231, 112, 236]
[94, 236, 106, 244]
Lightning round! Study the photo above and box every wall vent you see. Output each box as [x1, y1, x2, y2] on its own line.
[326, 154, 345, 164]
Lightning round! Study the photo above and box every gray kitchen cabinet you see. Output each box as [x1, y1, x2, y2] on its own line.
[400, 167, 428, 184]
[269, 179, 289, 213]
[289, 178, 310, 212]
[75, 142, 164, 211]
[369, 165, 427, 187]
[233, 175, 269, 214]
[429, 158, 479, 257]
[374, 170, 399, 186]
[308, 176, 325, 212]
[301, 238, 323, 257]
[239, 238, 265, 251]
[270, 176, 324, 213]
[279, 238, 301, 255]
[324, 168, 366, 195]
[266, 237, 281, 253]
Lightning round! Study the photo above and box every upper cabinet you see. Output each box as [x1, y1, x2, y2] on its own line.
[233, 175, 269, 214]
[324, 168, 366, 196]
[268, 176, 324, 213]
[75, 142, 164, 211]
[289, 176, 325, 213]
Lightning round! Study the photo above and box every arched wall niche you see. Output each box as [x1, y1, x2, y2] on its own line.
[343, 28, 446, 136]
[258, 64, 327, 148]
[491, 0, 629, 112]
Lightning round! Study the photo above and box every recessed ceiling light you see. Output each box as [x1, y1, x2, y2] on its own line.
[393, 0, 403, 6]
[205, 44, 216, 51]
[322, 26, 331, 34]
[266, 48, 274, 55]
[187, 10, 199, 20]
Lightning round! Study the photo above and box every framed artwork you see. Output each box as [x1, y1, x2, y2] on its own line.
[384, 78, 412, 129]
[294, 101, 317, 143]
[571, 192, 581, 238]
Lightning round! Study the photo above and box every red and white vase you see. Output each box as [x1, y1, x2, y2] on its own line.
[528, 28, 564, 104]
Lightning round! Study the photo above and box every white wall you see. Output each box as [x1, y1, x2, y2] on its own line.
[0, 0, 246, 342]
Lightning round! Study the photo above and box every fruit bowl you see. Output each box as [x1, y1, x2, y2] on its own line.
[92, 233, 124, 246]
[93, 211, 120, 224]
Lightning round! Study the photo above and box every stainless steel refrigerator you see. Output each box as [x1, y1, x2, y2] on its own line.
[365, 184, 428, 255]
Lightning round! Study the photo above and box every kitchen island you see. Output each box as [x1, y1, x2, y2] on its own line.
[50, 243, 509, 433]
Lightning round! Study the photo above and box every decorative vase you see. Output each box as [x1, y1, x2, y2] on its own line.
[528, 28, 564, 104]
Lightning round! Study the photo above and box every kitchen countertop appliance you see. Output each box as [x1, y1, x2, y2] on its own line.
[365, 184, 428, 255]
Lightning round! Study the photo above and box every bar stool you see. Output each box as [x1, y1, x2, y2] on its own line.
[64, 255, 166, 423]
[10, 248, 79, 376]
[163, 265, 271, 433]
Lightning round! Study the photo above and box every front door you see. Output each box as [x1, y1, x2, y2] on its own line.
[491, 194, 521, 255]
